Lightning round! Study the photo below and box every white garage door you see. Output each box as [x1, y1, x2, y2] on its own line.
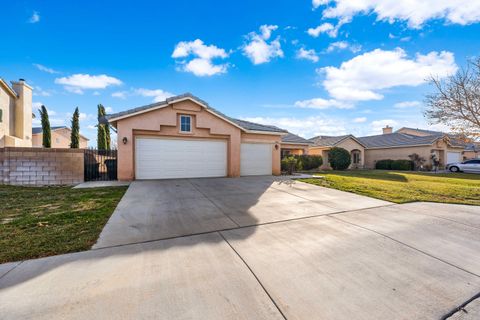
[447, 152, 461, 164]
[135, 137, 227, 179]
[240, 143, 272, 176]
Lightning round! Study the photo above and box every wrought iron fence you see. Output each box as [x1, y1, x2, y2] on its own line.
[84, 148, 118, 181]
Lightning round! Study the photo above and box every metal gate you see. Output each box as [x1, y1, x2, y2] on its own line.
[84, 148, 118, 181]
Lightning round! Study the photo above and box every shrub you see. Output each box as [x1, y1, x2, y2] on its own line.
[328, 147, 351, 170]
[296, 155, 323, 170]
[375, 159, 394, 170]
[391, 159, 414, 171]
[375, 159, 414, 171]
[281, 156, 299, 174]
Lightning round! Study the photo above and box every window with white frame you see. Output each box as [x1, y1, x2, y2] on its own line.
[180, 115, 192, 133]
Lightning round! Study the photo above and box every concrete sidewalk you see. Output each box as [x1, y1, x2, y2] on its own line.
[1, 177, 479, 319]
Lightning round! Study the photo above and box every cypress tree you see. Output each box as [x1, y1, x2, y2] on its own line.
[98, 104, 112, 150]
[39, 105, 51, 148]
[97, 104, 107, 150]
[70, 107, 80, 148]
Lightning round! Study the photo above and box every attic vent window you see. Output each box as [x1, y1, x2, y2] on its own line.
[180, 115, 191, 133]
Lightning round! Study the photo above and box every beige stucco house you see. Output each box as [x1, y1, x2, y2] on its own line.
[358, 126, 468, 169]
[32, 126, 89, 148]
[106, 93, 287, 181]
[0, 79, 32, 147]
[309, 135, 366, 169]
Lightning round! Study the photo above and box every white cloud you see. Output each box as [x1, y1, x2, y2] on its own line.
[321, 48, 457, 101]
[242, 25, 284, 65]
[112, 91, 128, 99]
[105, 106, 114, 113]
[313, 0, 480, 28]
[92, 91, 101, 96]
[183, 58, 228, 77]
[394, 101, 422, 108]
[307, 23, 334, 37]
[33, 63, 60, 74]
[296, 48, 319, 62]
[33, 102, 57, 116]
[172, 39, 229, 76]
[79, 113, 95, 121]
[326, 41, 361, 53]
[134, 88, 175, 102]
[294, 97, 352, 109]
[353, 117, 367, 123]
[33, 86, 52, 97]
[87, 125, 96, 130]
[307, 18, 349, 38]
[55, 74, 122, 94]
[28, 11, 40, 23]
[241, 116, 347, 138]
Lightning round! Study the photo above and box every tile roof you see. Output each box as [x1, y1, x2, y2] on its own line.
[281, 132, 312, 144]
[396, 127, 444, 136]
[309, 135, 352, 147]
[106, 93, 287, 134]
[32, 126, 67, 134]
[358, 133, 442, 148]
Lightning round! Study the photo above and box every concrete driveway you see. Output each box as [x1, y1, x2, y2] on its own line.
[1, 177, 479, 319]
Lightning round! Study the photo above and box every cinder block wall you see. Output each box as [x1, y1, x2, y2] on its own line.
[0, 147, 84, 186]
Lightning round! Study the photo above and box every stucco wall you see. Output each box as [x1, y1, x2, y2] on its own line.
[0, 147, 84, 185]
[32, 128, 88, 148]
[114, 100, 282, 180]
[0, 81, 32, 148]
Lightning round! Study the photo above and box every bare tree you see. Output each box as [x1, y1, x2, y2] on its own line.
[425, 58, 480, 139]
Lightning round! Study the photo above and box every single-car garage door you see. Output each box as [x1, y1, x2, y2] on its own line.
[447, 152, 462, 164]
[135, 137, 227, 179]
[240, 143, 272, 176]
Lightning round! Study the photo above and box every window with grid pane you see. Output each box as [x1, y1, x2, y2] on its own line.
[180, 115, 191, 132]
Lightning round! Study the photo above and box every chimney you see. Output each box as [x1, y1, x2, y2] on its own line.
[11, 79, 33, 146]
[382, 125, 393, 135]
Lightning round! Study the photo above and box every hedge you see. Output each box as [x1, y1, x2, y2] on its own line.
[375, 159, 414, 171]
[281, 154, 323, 172]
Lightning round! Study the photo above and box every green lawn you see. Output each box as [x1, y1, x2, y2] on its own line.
[0, 185, 127, 264]
[300, 170, 480, 205]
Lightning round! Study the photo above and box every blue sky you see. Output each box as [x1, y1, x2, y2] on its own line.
[1, 0, 480, 145]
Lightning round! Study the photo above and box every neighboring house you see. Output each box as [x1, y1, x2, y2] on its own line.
[358, 126, 467, 169]
[396, 127, 480, 161]
[463, 143, 480, 160]
[32, 126, 89, 148]
[309, 135, 366, 169]
[0, 79, 32, 147]
[106, 93, 287, 180]
[280, 132, 312, 157]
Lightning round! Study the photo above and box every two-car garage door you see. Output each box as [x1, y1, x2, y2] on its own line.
[135, 138, 227, 179]
[135, 137, 272, 179]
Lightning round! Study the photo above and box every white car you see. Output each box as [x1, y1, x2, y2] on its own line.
[446, 159, 480, 173]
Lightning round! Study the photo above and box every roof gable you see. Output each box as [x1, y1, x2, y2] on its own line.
[282, 132, 312, 144]
[309, 135, 366, 148]
[106, 93, 287, 135]
[0, 79, 18, 98]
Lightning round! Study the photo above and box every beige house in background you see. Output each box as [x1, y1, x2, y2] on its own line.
[106, 93, 287, 181]
[32, 126, 89, 148]
[304, 126, 474, 170]
[309, 135, 366, 169]
[0, 79, 32, 147]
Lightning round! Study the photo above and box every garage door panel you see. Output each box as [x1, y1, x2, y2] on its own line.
[447, 152, 461, 164]
[241, 143, 272, 176]
[135, 138, 227, 179]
